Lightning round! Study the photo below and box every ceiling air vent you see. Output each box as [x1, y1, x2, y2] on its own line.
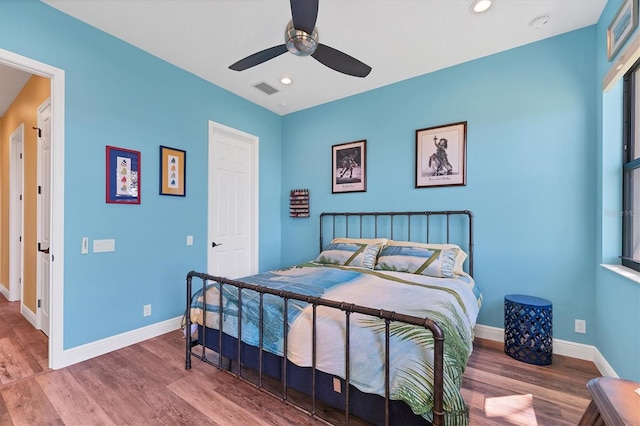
[253, 81, 279, 95]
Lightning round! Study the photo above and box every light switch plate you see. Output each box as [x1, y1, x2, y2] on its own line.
[186, 235, 193, 246]
[94, 239, 115, 253]
[81, 237, 89, 254]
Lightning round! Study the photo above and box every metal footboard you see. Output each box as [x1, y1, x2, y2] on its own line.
[185, 271, 445, 426]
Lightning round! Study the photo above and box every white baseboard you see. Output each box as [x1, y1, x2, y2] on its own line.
[592, 347, 619, 378]
[57, 316, 182, 369]
[0, 283, 9, 300]
[21, 304, 37, 328]
[474, 324, 618, 378]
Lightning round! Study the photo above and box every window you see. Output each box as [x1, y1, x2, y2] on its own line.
[622, 61, 640, 272]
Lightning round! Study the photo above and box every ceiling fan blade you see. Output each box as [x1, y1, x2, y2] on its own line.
[290, 0, 318, 34]
[229, 45, 288, 71]
[311, 44, 372, 78]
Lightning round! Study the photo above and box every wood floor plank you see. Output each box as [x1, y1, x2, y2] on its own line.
[211, 371, 327, 425]
[1, 378, 64, 425]
[34, 369, 115, 426]
[69, 360, 152, 425]
[0, 391, 14, 426]
[0, 336, 43, 385]
[110, 342, 187, 386]
[138, 332, 189, 365]
[169, 373, 266, 426]
[13, 324, 48, 368]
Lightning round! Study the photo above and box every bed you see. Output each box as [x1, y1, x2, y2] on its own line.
[185, 211, 481, 425]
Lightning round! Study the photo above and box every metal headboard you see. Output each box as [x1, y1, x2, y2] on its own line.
[320, 210, 474, 276]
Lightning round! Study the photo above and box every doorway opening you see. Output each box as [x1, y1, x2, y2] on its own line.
[1, 48, 65, 369]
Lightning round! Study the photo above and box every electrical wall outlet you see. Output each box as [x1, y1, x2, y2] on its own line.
[575, 319, 586, 334]
[186, 235, 193, 246]
[143, 304, 151, 317]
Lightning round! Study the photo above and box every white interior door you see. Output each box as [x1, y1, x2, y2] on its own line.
[9, 124, 24, 302]
[207, 121, 258, 279]
[37, 98, 51, 336]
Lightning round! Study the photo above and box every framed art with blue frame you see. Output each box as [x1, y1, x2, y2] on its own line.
[106, 145, 141, 204]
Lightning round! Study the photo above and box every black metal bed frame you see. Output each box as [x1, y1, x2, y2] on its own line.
[185, 210, 474, 426]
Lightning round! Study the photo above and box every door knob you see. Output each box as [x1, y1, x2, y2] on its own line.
[211, 242, 222, 248]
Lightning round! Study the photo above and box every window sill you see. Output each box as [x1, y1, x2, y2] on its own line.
[600, 264, 640, 285]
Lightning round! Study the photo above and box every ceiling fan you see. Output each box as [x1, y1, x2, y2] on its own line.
[228, 0, 371, 78]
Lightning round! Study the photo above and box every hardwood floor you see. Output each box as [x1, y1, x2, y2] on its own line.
[0, 294, 600, 425]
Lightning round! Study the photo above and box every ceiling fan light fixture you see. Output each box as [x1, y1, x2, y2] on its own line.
[285, 19, 319, 56]
[470, 0, 492, 14]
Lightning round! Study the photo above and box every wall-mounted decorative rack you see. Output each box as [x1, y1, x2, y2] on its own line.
[290, 189, 309, 218]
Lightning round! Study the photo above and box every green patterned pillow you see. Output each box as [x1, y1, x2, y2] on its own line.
[374, 245, 458, 278]
[314, 242, 382, 269]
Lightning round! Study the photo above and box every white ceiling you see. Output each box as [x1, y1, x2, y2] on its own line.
[0, 64, 32, 116]
[4, 1, 606, 116]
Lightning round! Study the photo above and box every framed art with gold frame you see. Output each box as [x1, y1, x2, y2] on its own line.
[159, 145, 186, 197]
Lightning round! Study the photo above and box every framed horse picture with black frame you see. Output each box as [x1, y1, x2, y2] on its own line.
[415, 121, 467, 188]
[332, 139, 367, 193]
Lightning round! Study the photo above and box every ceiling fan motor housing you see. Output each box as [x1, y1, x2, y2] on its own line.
[285, 19, 318, 56]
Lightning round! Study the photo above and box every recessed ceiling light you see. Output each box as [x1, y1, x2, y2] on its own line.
[470, 0, 492, 14]
[529, 15, 551, 29]
[280, 76, 292, 85]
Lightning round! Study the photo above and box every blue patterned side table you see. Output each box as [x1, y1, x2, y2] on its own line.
[504, 294, 552, 365]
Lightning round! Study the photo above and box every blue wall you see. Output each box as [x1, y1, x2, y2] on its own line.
[0, 0, 282, 348]
[594, 0, 640, 381]
[282, 28, 598, 346]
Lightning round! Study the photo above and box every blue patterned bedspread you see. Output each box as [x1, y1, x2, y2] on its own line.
[190, 262, 482, 424]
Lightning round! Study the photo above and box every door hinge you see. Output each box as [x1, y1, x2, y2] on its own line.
[20, 153, 22, 159]
[19, 236, 21, 242]
[37, 299, 41, 308]
[19, 194, 22, 201]
[38, 185, 42, 194]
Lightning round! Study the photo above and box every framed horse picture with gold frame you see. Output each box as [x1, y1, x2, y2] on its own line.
[415, 121, 467, 188]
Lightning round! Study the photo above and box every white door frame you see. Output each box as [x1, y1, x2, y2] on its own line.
[207, 120, 259, 276]
[8, 124, 24, 302]
[0, 49, 65, 369]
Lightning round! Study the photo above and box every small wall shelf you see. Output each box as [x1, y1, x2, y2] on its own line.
[290, 189, 309, 218]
